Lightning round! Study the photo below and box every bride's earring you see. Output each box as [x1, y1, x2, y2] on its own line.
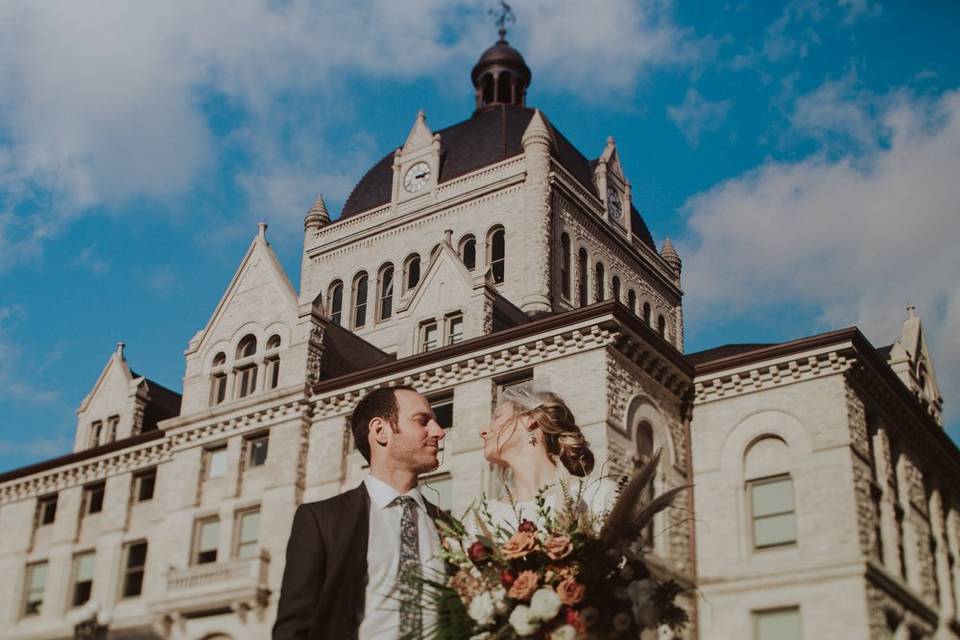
[527, 432, 537, 447]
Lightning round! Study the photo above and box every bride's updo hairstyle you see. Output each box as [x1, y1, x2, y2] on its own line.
[507, 391, 595, 477]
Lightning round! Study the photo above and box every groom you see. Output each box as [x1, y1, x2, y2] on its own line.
[272, 385, 447, 639]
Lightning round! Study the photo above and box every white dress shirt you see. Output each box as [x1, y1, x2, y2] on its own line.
[360, 474, 443, 639]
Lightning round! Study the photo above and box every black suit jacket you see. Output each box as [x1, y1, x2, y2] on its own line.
[272, 483, 449, 640]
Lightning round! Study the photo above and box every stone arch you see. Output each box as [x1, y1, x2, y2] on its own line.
[623, 393, 676, 468]
[719, 409, 812, 475]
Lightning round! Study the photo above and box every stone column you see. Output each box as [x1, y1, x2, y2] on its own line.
[519, 110, 553, 315]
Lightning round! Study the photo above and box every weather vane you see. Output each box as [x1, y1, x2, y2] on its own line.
[490, 1, 515, 42]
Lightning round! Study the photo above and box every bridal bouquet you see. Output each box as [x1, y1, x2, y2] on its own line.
[409, 452, 690, 639]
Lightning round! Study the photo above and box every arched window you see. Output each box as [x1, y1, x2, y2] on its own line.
[235, 335, 258, 399]
[577, 248, 589, 306]
[744, 436, 796, 549]
[634, 421, 656, 547]
[482, 73, 494, 105]
[236, 335, 257, 359]
[643, 302, 651, 325]
[265, 335, 281, 390]
[210, 352, 227, 406]
[594, 262, 605, 302]
[328, 281, 344, 326]
[459, 236, 476, 271]
[497, 73, 512, 103]
[378, 264, 394, 321]
[628, 290, 637, 314]
[657, 315, 666, 337]
[488, 226, 505, 284]
[612, 276, 621, 302]
[404, 254, 421, 291]
[560, 233, 571, 300]
[352, 272, 368, 329]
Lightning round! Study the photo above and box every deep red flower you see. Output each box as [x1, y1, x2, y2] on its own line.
[468, 541, 490, 563]
[565, 608, 586, 633]
[500, 570, 515, 588]
[518, 519, 536, 533]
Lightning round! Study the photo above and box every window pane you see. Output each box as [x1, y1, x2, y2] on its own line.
[136, 471, 156, 502]
[423, 324, 438, 351]
[207, 448, 227, 478]
[75, 553, 95, 581]
[127, 542, 148, 569]
[406, 256, 421, 289]
[448, 316, 463, 344]
[85, 484, 105, 514]
[330, 283, 343, 325]
[462, 239, 476, 270]
[39, 495, 57, 525]
[249, 437, 268, 466]
[199, 520, 219, 550]
[754, 513, 797, 547]
[756, 608, 801, 640]
[380, 267, 394, 320]
[431, 398, 454, 430]
[25, 562, 47, 614]
[751, 479, 794, 517]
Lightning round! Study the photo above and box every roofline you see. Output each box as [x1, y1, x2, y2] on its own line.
[691, 327, 862, 376]
[313, 299, 692, 394]
[692, 327, 960, 468]
[0, 430, 164, 484]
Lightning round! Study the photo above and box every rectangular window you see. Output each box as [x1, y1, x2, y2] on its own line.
[36, 494, 57, 526]
[265, 356, 280, 390]
[22, 561, 47, 616]
[749, 476, 797, 548]
[247, 435, 268, 468]
[121, 541, 148, 598]
[430, 395, 454, 430]
[211, 372, 228, 405]
[237, 365, 258, 398]
[205, 446, 227, 479]
[90, 421, 103, 448]
[446, 314, 464, 345]
[193, 517, 219, 565]
[420, 321, 438, 352]
[234, 509, 260, 558]
[72, 551, 95, 607]
[754, 607, 801, 640]
[133, 469, 156, 502]
[106, 415, 119, 443]
[83, 482, 105, 515]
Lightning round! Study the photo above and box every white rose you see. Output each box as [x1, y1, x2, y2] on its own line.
[492, 586, 509, 614]
[468, 591, 496, 626]
[549, 624, 577, 640]
[529, 587, 563, 621]
[508, 604, 540, 637]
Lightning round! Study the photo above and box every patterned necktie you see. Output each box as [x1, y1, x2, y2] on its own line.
[391, 495, 422, 638]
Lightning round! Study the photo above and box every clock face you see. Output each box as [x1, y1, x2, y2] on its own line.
[607, 186, 623, 220]
[403, 161, 431, 193]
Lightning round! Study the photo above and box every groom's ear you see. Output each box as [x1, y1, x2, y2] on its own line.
[370, 416, 390, 449]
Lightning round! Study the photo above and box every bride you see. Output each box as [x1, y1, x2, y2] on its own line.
[476, 385, 619, 533]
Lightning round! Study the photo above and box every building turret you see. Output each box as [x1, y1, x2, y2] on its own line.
[470, 33, 532, 111]
[661, 236, 682, 277]
[304, 194, 330, 234]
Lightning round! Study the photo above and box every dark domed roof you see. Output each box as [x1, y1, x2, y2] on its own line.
[337, 104, 656, 251]
[471, 40, 531, 87]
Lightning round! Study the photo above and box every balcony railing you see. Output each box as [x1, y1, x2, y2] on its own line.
[153, 550, 270, 617]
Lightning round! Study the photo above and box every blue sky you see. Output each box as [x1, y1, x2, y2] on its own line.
[1, 0, 958, 472]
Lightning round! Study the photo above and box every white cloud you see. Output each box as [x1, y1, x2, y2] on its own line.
[762, 0, 881, 62]
[678, 88, 960, 428]
[0, 306, 59, 405]
[0, 0, 698, 269]
[667, 88, 731, 147]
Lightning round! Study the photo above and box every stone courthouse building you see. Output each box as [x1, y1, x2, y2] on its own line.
[1, 35, 959, 640]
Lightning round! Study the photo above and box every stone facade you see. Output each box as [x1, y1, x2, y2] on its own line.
[0, 39, 957, 640]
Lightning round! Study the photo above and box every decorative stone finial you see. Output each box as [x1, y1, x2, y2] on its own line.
[906, 304, 917, 319]
[305, 194, 331, 232]
[522, 109, 551, 148]
[661, 236, 682, 275]
[116, 342, 126, 359]
[444, 229, 454, 246]
[257, 222, 268, 242]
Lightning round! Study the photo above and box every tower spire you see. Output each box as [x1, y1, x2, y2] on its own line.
[472, 2, 530, 111]
[490, 1, 515, 43]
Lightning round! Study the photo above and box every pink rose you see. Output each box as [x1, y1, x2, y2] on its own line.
[543, 535, 573, 560]
[556, 578, 586, 605]
[502, 531, 538, 559]
[508, 570, 540, 601]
